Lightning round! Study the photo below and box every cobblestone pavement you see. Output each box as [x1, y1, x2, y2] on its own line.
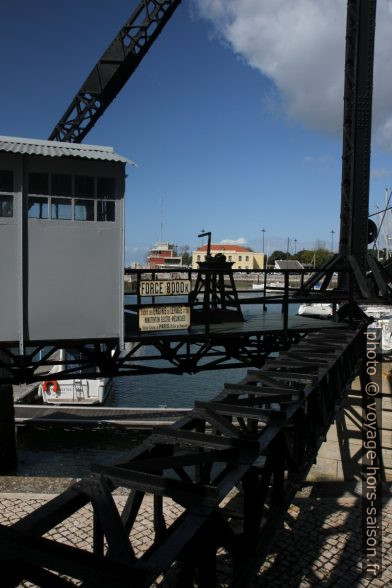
[0, 481, 390, 587]
[254, 484, 391, 587]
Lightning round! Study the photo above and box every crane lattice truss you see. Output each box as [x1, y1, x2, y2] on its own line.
[1, 327, 365, 586]
[49, 0, 182, 143]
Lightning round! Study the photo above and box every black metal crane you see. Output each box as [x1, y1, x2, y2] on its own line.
[338, 0, 392, 297]
[300, 0, 392, 299]
[0, 2, 385, 586]
[339, 0, 377, 281]
[49, 0, 182, 143]
[49, 0, 389, 299]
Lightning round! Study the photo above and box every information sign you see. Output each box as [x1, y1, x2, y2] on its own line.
[139, 280, 191, 297]
[139, 305, 190, 331]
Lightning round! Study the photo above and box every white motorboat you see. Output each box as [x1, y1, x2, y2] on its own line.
[360, 305, 392, 320]
[297, 302, 334, 318]
[252, 282, 284, 292]
[38, 349, 112, 405]
[298, 302, 392, 319]
[364, 308, 392, 355]
[297, 302, 392, 354]
[380, 319, 392, 354]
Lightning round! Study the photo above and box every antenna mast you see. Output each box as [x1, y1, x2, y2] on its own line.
[160, 196, 163, 243]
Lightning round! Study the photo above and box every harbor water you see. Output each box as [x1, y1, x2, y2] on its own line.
[17, 294, 299, 477]
[111, 294, 299, 408]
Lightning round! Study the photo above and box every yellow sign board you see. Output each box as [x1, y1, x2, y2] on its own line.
[139, 305, 191, 331]
[139, 280, 191, 296]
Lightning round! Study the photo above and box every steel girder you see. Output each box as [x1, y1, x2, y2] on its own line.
[0, 325, 366, 586]
[339, 0, 377, 278]
[0, 331, 299, 385]
[49, 1, 182, 143]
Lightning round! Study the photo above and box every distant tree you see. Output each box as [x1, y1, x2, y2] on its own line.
[268, 250, 290, 265]
[296, 249, 314, 265]
[297, 248, 332, 267]
[314, 247, 332, 266]
[179, 244, 192, 266]
[269, 247, 333, 268]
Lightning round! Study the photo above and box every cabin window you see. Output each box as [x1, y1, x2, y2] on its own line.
[29, 173, 49, 195]
[75, 199, 94, 221]
[0, 170, 13, 218]
[52, 173, 72, 196]
[51, 197, 72, 220]
[97, 200, 115, 222]
[28, 197, 48, 219]
[0, 195, 13, 217]
[75, 175, 94, 198]
[0, 170, 13, 192]
[97, 177, 116, 199]
[26, 173, 116, 222]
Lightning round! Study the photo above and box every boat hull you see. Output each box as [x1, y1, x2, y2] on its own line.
[39, 378, 112, 405]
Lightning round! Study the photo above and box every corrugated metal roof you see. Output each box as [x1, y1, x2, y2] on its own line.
[0, 135, 135, 165]
[275, 260, 304, 270]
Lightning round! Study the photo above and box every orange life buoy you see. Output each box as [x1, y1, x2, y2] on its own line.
[42, 380, 60, 394]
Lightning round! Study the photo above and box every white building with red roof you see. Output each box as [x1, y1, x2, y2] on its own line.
[191, 244, 265, 270]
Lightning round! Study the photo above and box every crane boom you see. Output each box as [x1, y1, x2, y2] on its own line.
[49, 0, 182, 143]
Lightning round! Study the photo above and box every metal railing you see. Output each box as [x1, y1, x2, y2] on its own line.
[124, 266, 356, 339]
[0, 267, 365, 384]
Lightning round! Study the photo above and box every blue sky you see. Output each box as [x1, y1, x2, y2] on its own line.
[1, 0, 391, 263]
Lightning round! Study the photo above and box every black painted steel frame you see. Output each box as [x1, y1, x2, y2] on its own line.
[0, 332, 298, 385]
[339, 0, 376, 276]
[0, 2, 384, 583]
[49, 0, 182, 143]
[0, 325, 366, 586]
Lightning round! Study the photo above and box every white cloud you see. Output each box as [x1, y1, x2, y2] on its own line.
[303, 155, 333, 167]
[220, 237, 247, 245]
[195, 0, 392, 151]
[371, 167, 391, 179]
